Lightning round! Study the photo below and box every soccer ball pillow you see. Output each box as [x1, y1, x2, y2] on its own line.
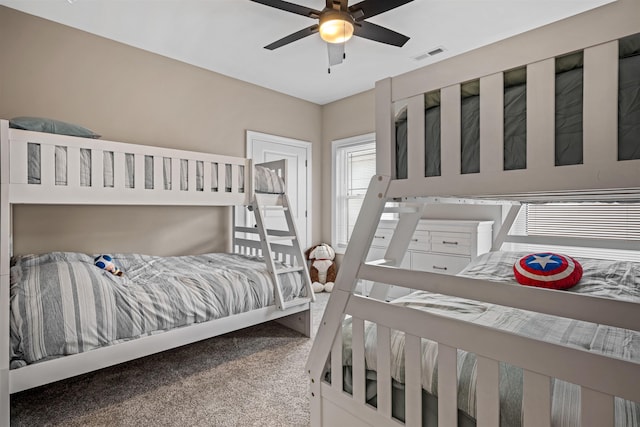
[513, 253, 582, 290]
[94, 254, 123, 277]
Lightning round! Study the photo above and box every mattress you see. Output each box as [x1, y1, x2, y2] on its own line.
[394, 44, 640, 178]
[9, 251, 306, 368]
[337, 251, 640, 426]
[25, 145, 285, 194]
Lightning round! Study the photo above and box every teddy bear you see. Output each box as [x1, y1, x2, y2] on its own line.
[305, 243, 337, 293]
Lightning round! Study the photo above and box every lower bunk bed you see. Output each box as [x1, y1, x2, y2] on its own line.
[0, 118, 314, 424]
[329, 251, 640, 426]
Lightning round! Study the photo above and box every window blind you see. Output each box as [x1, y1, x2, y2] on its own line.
[526, 202, 640, 240]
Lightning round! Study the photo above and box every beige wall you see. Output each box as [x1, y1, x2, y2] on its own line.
[0, 6, 323, 256]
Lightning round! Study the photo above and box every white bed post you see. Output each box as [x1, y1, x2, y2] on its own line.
[0, 120, 10, 427]
[306, 174, 391, 426]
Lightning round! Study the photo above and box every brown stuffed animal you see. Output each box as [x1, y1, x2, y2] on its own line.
[305, 243, 337, 293]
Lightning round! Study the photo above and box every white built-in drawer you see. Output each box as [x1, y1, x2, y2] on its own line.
[411, 252, 470, 275]
[407, 231, 430, 252]
[430, 232, 472, 255]
[371, 227, 394, 248]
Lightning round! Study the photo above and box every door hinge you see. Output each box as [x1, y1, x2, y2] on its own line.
[305, 160, 308, 167]
[305, 210, 308, 218]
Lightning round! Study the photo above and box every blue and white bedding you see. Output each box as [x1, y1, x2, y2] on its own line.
[340, 251, 640, 426]
[10, 251, 305, 368]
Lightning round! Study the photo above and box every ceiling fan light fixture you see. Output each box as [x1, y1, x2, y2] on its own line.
[319, 12, 354, 44]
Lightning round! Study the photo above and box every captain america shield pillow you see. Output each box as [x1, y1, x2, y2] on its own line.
[513, 253, 583, 290]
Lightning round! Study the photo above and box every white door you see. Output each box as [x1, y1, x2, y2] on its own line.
[246, 131, 311, 251]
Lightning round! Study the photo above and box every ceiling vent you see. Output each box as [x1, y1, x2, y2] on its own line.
[412, 46, 446, 61]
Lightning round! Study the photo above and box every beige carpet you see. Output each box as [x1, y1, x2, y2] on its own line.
[10, 292, 330, 427]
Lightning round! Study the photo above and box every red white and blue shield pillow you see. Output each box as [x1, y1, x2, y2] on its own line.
[513, 253, 583, 290]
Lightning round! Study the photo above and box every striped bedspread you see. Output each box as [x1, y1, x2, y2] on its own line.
[341, 251, 640, 426]
[10, 252, 305, 368]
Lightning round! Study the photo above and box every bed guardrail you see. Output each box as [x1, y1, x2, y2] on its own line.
[376, 26, 640, 201]
[1, 120, 250, 206]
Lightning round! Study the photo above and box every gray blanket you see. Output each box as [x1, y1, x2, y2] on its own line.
[340, 251, 640, 426]
[10, 252, 305, 368]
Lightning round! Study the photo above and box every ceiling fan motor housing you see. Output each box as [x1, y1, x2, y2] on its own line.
[318, 9, 355, 44]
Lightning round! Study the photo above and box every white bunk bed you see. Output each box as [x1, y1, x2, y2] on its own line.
[0, 119, 314, 425]
[307, 1, 640, 426]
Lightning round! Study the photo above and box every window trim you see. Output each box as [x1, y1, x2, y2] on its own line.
[332, 132, 376, 254]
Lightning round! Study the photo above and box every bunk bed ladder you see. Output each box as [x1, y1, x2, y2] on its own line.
[251, 193, 314, 311]
[368, 203, 426, 301]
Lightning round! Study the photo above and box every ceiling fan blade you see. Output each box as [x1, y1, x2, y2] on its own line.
[353, 21, 410, 47]
[250, 0, 321, 18]
[264, 24, 319, 50]
[349, 0, 414, 21]
[327, 43, 345, 66]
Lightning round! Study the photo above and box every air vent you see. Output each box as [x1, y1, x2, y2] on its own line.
[411, 46, 446, 62]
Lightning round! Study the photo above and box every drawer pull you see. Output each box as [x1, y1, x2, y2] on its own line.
[441, 241, 458, 245]
[411, 238, 419, 242]
[433, 266, 448, 271]
[374, 235, 386, 239]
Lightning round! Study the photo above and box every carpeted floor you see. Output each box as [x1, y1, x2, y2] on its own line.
[10, 292, 330, 426]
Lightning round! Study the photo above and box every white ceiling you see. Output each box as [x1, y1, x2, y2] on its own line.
[1, 0, 613, 105]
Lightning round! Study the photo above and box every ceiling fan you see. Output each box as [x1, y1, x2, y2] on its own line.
[250, 0, 414, 68]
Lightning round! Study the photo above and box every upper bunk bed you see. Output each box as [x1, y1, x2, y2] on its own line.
[0, 117, 314, 424]
[307, 1, 640, 426]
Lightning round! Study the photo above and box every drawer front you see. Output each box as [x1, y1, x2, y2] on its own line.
[371, 227, 394, 248]
[408, 231, 430, 252]
[430, 232, 472, 255]
[411, 252, 470, 275]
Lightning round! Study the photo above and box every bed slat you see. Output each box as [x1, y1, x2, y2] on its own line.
[583, 41, 618, 170]
[407, 95, 425, 181]
[479, 73, 504, 174]
[92, 149, 103, 188]
[437, 343, 457, 427]
[217, 162, 225, 193]
[203, 161, 212, 193]
[67, 146, 80, 188]
[331, 323, 343, 393]
[351, 317, 366, 404]
[41, 144, 56, 187]
[113, 152, 125, 189]
[440, 85, 461, 178]
[404, 334, 422, 427]
[134, 154, 145, 190]
[523, 369, 551, 427]
[188, 159, 197, 192]
[171, 157, 180, 192]
[376, 325, 392, 418]
[526, 58, 555, 172]
[476, 356, 500, 427]
[581, 387, 614, 427]
[153, 156, 163, 190]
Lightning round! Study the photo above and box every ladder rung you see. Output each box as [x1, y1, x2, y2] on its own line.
[276, 266, 304, 274]
[260, 205, 288, 211]
[268, 235, 297, 242]
[383, 206, 420, 214]
[365, 258, 396, 267]
[281, 297, 312, 310]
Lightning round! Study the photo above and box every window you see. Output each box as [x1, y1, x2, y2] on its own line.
[332, 133, 376, 253]
[507, 202, 640, 261]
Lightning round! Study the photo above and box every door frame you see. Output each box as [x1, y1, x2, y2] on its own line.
[246, 130, 312, 250]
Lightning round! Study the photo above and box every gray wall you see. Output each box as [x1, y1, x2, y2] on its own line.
[0, 6, 322, 256]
